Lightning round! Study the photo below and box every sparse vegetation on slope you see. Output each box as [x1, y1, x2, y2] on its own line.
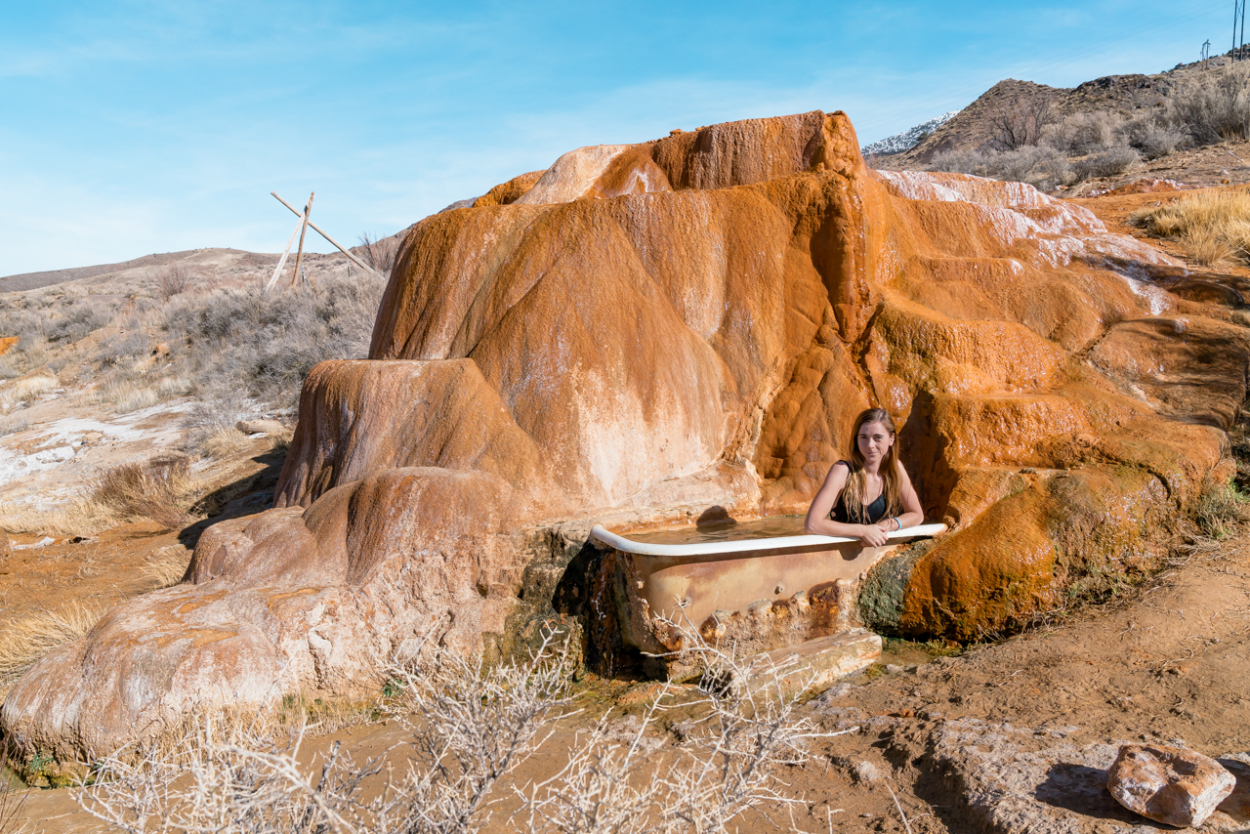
[0, 270, 386, 446]
[888, 60, 1250, 192]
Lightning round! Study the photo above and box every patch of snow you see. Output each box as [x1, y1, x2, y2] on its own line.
[862, 111, 960, 157]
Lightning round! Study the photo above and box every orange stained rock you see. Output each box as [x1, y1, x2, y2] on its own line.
[7, 107, 1250, 756]
[472, 169, 547, 207]
[0, 336, 18, 357]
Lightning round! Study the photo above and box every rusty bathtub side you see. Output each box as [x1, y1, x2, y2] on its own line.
[589, 523, 946, 659]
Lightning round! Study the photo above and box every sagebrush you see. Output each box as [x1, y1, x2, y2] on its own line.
[72, 625, 843, 834]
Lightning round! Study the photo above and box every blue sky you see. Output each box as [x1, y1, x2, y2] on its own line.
[0, 0, 1236, 275]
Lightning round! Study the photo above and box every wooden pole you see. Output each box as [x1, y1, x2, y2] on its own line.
[271, 191, 383, 277]
[290, 192, 315, 289]
[265, 213, 306, 292]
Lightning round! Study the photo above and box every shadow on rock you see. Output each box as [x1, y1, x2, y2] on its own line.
[1035, 761, 1163, 826]
[177, 449, 286, 558]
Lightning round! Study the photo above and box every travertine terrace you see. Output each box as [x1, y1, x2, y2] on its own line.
[4, 109, 1246, 759]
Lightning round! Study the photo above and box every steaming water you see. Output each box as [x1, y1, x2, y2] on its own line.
[626, 515, 807, 545]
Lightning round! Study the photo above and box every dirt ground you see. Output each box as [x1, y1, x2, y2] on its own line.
[7, 530, 1250, 833]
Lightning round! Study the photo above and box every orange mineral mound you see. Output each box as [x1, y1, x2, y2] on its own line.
[5, 110, 1246, 758]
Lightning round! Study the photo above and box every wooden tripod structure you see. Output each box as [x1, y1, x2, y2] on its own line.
[265, 191, 383, 291]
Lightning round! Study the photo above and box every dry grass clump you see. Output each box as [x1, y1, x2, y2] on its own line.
[98, 378, 161, 414]
[91, 455, 199, 531]
[0, 599, 107, 690]
[1194, 479, 1250, 540]
[0, 496, 119, 537]
[1129, 188, 1250, 266]
[71, 625, 837, 834]
[197, 426, 252, 459]
[140, 546, 191, 589]
[0, 372, 57, 413]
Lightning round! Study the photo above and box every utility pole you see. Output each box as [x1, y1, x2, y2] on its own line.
[1203, 39, 1212, 69]
[1237, 0, 1247, 60]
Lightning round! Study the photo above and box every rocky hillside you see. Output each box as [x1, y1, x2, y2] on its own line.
[877, 61, 1208, 168]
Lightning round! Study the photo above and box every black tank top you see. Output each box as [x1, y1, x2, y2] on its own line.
[830, 462, 889, 523]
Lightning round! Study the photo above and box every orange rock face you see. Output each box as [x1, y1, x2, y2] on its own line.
[4, 109, 1246, 756]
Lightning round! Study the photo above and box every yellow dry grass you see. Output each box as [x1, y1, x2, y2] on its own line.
[100, 379, 160, 414]
[141, 546, 191, 589]
[93, 455, 199, 531]
[0, 372, 57, 413]
[0, 497, 119, 537]
[0, 456, 206, 536]
[1129, 188, 1250, 266]
[199, 426, 252, 459]
[0, 599, 107, 689]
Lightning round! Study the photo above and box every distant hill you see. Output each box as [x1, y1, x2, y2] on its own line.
[869, 56, 1250, 171]
[862, 111, 960, 157]
[0, 230, 410, 295]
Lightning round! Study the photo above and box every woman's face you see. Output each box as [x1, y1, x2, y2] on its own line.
[857, 421, 895, 467]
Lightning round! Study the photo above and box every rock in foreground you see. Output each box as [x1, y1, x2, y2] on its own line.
[1107, 744, 1236, 828]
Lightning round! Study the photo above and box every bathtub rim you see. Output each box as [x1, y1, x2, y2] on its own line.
[590, 521, 948, 557]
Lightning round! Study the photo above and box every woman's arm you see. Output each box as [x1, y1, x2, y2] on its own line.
[805, 463, 890, 546]
[876, 464, 925, 533]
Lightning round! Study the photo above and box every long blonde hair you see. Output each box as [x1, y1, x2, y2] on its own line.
[838, 408, 903, 522]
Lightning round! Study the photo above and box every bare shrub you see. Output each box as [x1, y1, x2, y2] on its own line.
[989, 94, 1055, 150]
[357, 232, 401, 278]
[1129, 188, 1250, 265]
[928, 145, 1072, 191]
[0, 599, 107, 689]
[1070, 144, 1140, 181]
[155, 264, 194, 302]
[518, 634, 837, 834]
[1047, 111, 1120, 155]
[1118, 114, 1186, 159]
[162, 271, 385, 409]
[72, 622, 842, 834]
[92, 455, 197, 530]
[99, 332, 151, 368]
[77, 717, 381, 834]
[42, 297, 117, 343]
[1171, 66, 1250, 145]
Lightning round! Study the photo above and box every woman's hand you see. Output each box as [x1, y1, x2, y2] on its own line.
[858, 524, 889, 547]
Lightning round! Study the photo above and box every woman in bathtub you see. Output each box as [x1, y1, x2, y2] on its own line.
[804, 408, 924, 547]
